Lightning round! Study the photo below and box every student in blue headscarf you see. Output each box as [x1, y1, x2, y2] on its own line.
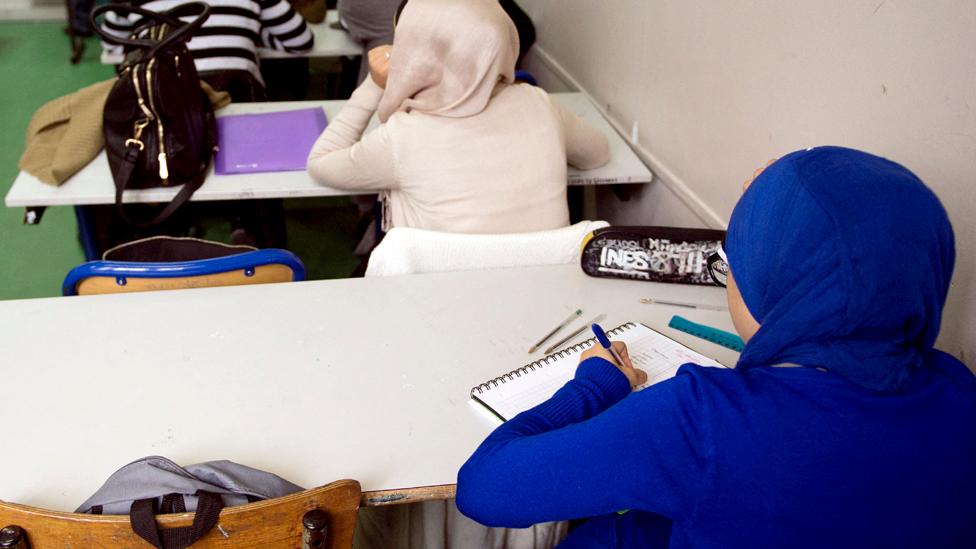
[456, 146, 976, 548]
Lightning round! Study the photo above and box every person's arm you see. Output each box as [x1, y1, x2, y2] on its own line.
[551, 99, 611, 170]
[287, 0, 326, 24]
[258, 0, 314, 53]
[456, 357, 711, 528]
[306, 76, 396, 190]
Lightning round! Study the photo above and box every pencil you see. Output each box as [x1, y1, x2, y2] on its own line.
[528, 309, 583, 353]
[544, 314, 606, 354]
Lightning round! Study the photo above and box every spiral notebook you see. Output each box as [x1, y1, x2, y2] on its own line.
[470, 322, 726, 421]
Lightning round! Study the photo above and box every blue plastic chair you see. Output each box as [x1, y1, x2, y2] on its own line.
[514, 70, 538, 87]
[63, 248, 306, 296]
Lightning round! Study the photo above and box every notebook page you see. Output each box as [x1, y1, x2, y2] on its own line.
[629, 329, 724, 389]
[473, 323, 725, 420]
[478, 345, 592, 421]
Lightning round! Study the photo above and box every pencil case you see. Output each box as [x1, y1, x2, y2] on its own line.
[579, 226, 725, 285]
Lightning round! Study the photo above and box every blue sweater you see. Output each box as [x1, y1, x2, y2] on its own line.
[457, 355, 976, 548]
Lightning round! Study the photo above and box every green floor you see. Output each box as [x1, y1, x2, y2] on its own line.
[0, 22, 359, 300]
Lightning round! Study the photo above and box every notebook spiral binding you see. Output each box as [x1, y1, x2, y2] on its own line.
[471, 322, 636, 395]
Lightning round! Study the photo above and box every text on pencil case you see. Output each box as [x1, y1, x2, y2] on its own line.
[595, 238, 720, 283]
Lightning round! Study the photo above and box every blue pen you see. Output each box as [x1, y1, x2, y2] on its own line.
[591, 323, 625, 367]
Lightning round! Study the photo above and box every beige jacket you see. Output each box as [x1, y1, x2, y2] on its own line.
[19, 79, 230, 186]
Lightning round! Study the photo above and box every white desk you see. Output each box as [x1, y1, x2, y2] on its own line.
[5, 93, 652, 208]
[0, 264, 737, 511]
[100, 11, 362, 65]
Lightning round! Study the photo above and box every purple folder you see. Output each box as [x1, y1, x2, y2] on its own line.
[214, 107, 327, 175]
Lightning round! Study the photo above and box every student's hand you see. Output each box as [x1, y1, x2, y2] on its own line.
[580, 341, 648, 389]
[742, 158, 778, 192]
[368, 45, 392, 88]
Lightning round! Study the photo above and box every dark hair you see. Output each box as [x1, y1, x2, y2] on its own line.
[394, 0, 409, 27]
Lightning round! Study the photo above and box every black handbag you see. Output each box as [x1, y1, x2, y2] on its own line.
[92, 3, 216, 227]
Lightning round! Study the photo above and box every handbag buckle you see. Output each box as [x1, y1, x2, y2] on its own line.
[125, 119, 150, 151]
[124, 139, 145, 151]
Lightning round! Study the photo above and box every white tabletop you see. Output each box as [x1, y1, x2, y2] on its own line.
[5, 93, 652, 208]
[0, 264, 736, 511]
[100, 11, 362, 65]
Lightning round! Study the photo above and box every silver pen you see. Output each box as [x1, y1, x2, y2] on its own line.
[544, 314, 606, 354]
[640, 298, 728, 311]
[528, 309, 582, 354]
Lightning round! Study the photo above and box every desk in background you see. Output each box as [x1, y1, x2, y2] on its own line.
[5, 93, 653, 258]
[99, 11, 362, 65]
[0, 263, 738, 511]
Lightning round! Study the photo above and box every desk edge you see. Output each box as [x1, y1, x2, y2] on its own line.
[361, 484, 456, 507]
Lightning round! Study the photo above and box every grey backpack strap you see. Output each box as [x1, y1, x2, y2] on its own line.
[130, 490, 224, 549]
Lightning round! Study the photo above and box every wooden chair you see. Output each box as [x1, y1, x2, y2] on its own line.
[0, 479, 361, 549]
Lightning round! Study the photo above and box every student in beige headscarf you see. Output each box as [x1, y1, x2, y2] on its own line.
[306, 0, 609, 235]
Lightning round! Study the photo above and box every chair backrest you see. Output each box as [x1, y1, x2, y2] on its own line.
[364, 220, 610, 277]
[0, 479, 361, 549]
[63, 248, 306, 296]
[513, 70, 538, 86]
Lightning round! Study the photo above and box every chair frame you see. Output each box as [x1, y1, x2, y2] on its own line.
[0, 479, 360, 549]
[62, 248, 307, 296]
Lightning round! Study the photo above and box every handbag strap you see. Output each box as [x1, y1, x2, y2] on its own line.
[91, 2, 210, 56]
[130, 490, 224, 549]
[113, 142, 204, 228]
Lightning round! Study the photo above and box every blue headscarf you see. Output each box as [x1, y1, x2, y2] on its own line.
[726, 146, 956, 392]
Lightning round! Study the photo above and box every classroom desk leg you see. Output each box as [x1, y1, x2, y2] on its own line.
[74, 206, 100, 261]
[568, 186, 585, 223]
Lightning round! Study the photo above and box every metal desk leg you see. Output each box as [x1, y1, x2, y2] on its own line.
[74, 206, 100, 261]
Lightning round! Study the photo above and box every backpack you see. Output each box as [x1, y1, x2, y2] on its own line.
[92, 2, 217, 228]
[77, 456, 303, 549]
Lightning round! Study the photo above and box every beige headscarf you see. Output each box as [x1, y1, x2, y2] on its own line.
[376, 0, 520, 123]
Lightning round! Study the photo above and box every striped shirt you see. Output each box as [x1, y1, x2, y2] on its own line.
[101, 0, 314, 84]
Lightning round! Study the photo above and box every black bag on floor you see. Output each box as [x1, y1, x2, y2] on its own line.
[92, 2, 217, 228]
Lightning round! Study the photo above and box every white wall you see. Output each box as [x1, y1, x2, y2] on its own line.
[520, 0, 976, 367]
